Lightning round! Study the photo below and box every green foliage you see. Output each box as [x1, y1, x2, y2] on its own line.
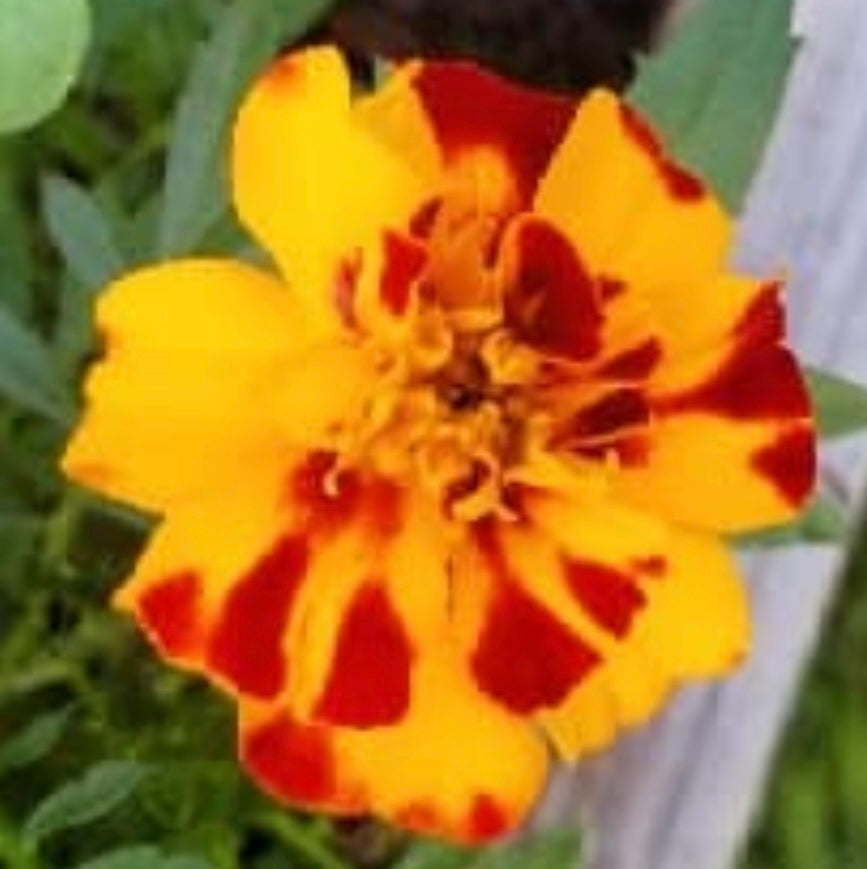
[806, 367, 867, 440]
[396, 830, 581, 869]
[631, 0, 795, 211]
[743, 516, 867, 868]
[0, 0, 91, 133]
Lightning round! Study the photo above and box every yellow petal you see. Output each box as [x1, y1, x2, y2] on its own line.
[231, 47, 429, 329]
[539, 527, 750, 760]
[240, 645, 549, 844]
[535, 90, 732, 309]
[62, 259, 307, 513]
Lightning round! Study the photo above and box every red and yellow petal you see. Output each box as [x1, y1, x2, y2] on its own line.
[231, 47, 429, 330]
[356, 60, 577, 213]
[498, 215, 603, 361]
[240, 646, 549, 844]
[450, 488, 677, 719]
[535, 90, 732, 322]
[538, 527, 749, 759]
[62, 259, 308, 514]
[614, 309, 814, 531]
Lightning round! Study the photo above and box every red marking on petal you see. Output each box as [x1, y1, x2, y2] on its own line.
[396, 801, 442, 836]
[207, 535, 308, 699]
[315, 583, 413, 727]
[568, 389, 649, 440]
[443, 460, 489, 518]
[633, 556, 668, 579]
[657, 343, 810, 421]
[735, 282, 785, 344]
[242, 715, 338, 805]
[363, 477, 404, 540]
[333, 249, 363, 330]
[599, 276, 627, 302]
[412, 63, 575, 203]
[599, 339, 662, 380]
[138, 571, 202, 658]
[468, 794, 511, 841]
[288, 452, 361, 535]
[752, 426, 816, 506]
[380, 231, 427, 317]
[619, 103, 704, 202]
[409, 197, 442, 238]
[505, 218, 602, 361]
[471, 522, 600, 714]
[563, 558, 645, 638]
[262, 54, 304, 94]
[571, 435, 650, 467]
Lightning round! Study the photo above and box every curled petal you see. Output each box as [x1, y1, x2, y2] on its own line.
[232, 47, 429, 329]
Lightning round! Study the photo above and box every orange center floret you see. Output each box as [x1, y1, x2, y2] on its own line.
[333, 198, 657, 524]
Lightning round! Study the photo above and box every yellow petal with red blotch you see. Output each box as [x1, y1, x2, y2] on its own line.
[62, 259, 309, 514]
[231, 47, 429, 330]
[535, 90, 732, 304]
[240, 645, 549, 844]
[538, 527, 750, 760]
[356, 60, 577, 213]
[449, 492, 673, 719]
[115, 450, 413, 713]
[614, 323, 814, 532]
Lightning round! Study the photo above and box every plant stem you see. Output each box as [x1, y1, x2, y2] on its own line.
[251, 810, 351, 869]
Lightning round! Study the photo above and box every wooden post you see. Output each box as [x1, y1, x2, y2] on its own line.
[536, 3, 867, 866]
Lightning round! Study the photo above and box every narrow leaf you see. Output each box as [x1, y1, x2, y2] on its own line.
[157, 0, 274, 257]
[74, 846, 214, 869]
[41, 174, 125, 291]
[0, 706, 74, 778]
[23, 760, 147, 844]
[631, 0, 795, 210]
[0, 304, 73, 424]
[0, 0, 91, 133]
[806, 367, 867, 439]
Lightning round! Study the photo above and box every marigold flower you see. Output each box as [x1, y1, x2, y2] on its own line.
[62, 48, 815, 843]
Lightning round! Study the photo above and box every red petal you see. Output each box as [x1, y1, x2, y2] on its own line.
[412, 63, 575, 204]
[504, 218, 602, 361]
[315, 583, 414, 727]
[207, 535, 308, 699]
[599, 339, 662, 380]
[380, 231, 427, 317]
[657, 343, 811, 421]
[138, 571, 202, 658]
[242, 714, 344, 807]
[563, 558, 646, 638]
[751, 426, 816, 507]
[471, 523, 599, 714]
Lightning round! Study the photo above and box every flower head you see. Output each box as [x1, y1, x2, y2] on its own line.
[62, 48, 815, 843]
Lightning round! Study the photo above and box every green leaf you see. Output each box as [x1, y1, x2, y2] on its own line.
[806, 367, 867, 439]
[396, 830, 582, 869]
[156, 0, 275, 257]
[0, 303, 73, 424]
[630, 0, 795, 210]
[23, 760, 147, 844]
[41, 174, 125, 291]
[395, 841, 475, 869]
[738, 496, 846, 547]
[472, 829, 582, 869]
[0, 706, 74, 778]
[0, 0, 91, 134]
[74, 845, 214, 869]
